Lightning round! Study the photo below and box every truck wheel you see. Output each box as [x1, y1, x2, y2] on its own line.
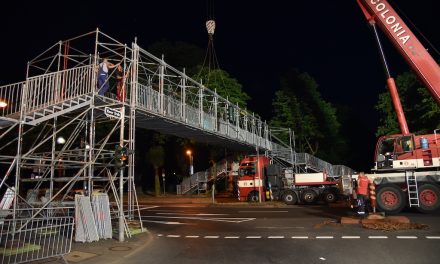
[376, 184, 405, 214]
[302, 189, 317, 204]
[247, 191, 259, 203]
[323, 190, 337, 204]
[283, 191, 298, 205]
[417, 184, 440, 213]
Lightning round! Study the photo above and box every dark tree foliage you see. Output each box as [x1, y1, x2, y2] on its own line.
[375, 71, 440, 136]
[147, 40, 204, 73]
[193, 67, 250, 109]
[270, 69, 348, 163]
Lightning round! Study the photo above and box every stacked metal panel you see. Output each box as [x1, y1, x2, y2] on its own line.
[75, 194, 99, 242]
[92, 193, 113, 239]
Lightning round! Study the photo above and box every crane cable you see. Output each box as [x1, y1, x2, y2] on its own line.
[196, 0, 230, 101]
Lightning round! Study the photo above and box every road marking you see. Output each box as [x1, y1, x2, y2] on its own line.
[426, 236, 440, 239]
[316, 236, 334, 239]
[142, 215, 255, 223]
[368, 236, 388, 239]
[185, 235, 199, 238]
[156, 212, 228, 216]
[239, 211, 288, 213]
[204, 236, 219, 239]
[224, 236, 240, 239]
[397, 236, 418, 239]
[157, 234, 163, 237]
[342, 236, 360, 239]
[133, 206, 159, 211]
[268, 236, 285, 239]
[167, 235, 181, 238]
[142, 219, 192, 225]
[291, 236, 309, 239]
[246, 236, 262, 239]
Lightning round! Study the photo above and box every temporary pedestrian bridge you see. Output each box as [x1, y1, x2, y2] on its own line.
[0, 30, 352, 237]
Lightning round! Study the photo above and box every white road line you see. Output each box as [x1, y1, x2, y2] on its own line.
[167, 235, 181, 238]
[268, 236, 285, 239]
[316, 236, 334, 239]
[426, 236, 440, 239]
[291, 236, 309, 239]
[156, 212, 227, 216]
[142, 220, 191, 225]
[397, 236, 418, 239]
[246, 236, 262, 239]
[133, 206, 159, 211]
[368, 236, 388, 239]
[342, 236, 360, 239]
[204, 236, 219, 239]
[157, 234, 163, 237]
[185, 235, 199, 238]
[224, 236, 240, 239]
[141, 215, 255, 223]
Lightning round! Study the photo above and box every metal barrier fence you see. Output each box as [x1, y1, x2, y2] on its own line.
[0, 213, 74, 264]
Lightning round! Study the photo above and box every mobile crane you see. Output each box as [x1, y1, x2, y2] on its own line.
[344, 0, 440, 214]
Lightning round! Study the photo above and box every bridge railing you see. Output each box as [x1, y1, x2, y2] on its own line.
[24, 65, 94, 113]
[0, 81, 24, 118]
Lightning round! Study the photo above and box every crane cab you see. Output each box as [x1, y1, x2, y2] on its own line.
[374, 133, 440, 170]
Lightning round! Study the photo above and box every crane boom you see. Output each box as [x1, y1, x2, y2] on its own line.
[357, 0, 440, 105]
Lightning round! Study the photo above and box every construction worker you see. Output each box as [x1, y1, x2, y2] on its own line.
[97, 57, 118, 96]
[356, 172, 369, 215]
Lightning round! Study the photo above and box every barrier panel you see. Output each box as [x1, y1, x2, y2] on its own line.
[0, 214, 74, 264]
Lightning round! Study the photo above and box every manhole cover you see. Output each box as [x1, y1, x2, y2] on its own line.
[109, 246, 132, 251]
[65, 251, 98, 263]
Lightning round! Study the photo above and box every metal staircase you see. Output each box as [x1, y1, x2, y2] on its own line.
[406, 170, 420, 207]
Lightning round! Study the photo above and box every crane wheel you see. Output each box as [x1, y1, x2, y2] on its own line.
[302, 189, 317, 204]
[323, 189, 338, 204]
[247, 191, 260, 203]
[282, 190, 298, 205]
[417, 184, 440, 213]
[376, 184, 405, 214]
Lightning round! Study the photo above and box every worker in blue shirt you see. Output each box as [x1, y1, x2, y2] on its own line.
[97, 58, 118, 96]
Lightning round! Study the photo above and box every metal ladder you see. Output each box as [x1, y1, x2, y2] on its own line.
[406, 170, 419, 207]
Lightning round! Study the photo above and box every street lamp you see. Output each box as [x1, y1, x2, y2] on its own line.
[186, 150, 193, 175]
[0, 100, 7, 108]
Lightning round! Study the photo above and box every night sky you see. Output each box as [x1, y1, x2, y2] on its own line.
[1, 1, 438, 170]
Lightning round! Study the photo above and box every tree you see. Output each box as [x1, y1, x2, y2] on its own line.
[148, 40, 204, 72]
[375, 71, 440, 136]
[193, 68, 250, 108]
[146, 144, 165, 197]
[270, 69, 346, 163]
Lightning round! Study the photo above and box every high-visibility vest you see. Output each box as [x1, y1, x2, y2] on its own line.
[357, 175, 369, 196]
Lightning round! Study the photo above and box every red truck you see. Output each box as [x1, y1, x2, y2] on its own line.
[237, 155, 340, 205]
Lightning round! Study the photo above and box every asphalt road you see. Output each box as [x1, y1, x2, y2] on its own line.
[133, 203, 440, 264]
